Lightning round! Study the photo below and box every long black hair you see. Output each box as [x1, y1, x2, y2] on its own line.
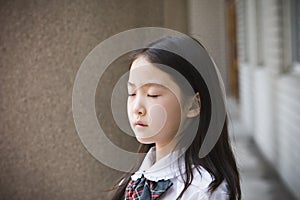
[109, 36, 241, 200]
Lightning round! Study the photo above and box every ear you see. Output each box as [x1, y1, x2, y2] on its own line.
[187, 92, 201, 118]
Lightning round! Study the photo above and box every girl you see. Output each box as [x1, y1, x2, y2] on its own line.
[110, 36, 241, 200]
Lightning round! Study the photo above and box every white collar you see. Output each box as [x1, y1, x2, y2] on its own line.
[131, 146, 189, 182]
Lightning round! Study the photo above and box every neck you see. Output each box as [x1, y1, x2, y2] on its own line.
[155, 142, 175, 163]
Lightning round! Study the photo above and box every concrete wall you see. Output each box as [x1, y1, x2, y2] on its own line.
[188, 0, 229, 91]
[0, 1, 166, 199]
[0, 0, 230, 199]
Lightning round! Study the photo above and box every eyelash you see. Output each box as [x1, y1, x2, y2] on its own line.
[128, 94, 160, 98]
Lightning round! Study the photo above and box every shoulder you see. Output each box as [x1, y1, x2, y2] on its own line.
[182, 166, 229, 200]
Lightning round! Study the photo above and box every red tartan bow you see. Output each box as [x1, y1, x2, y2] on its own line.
[125, 174, 173, 200]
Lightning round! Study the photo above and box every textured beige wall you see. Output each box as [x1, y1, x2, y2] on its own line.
[164, 0, 188, 34]
[0, 1, 169, 199]
[0, 1, 230, 199]
[188, 0, 229, 91]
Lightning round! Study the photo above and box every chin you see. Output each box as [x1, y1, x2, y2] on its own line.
[136, 137, 155, 144]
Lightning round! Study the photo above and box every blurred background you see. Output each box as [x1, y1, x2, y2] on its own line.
[0, 0, 299, 199]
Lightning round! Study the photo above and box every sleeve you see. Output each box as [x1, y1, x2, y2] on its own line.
[209, 190, 229, 200]
[188, 190, 210, 200]
[188, 189, 228, 200]
[187, 181, 229, 200]
[209, 181, 229, 200]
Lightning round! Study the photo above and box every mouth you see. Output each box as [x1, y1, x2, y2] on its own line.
[135, 121, 148, 127]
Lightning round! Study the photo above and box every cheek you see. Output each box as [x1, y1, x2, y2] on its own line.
[149, 104, 167, 133]
[126, 101, 129, 114]
[127, 100, 132, 118]
[164, 99, 182, 130]
[149, 100, 182, 133]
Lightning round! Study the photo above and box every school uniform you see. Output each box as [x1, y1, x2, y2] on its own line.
[125, 146, 228, 200]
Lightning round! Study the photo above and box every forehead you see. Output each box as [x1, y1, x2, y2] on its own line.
[128, 56, 179, 91]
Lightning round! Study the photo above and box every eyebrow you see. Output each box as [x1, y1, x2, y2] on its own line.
[127, 81, 165, 88]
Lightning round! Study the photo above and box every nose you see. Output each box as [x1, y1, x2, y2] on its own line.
[132, 95, 146, 117]
[136, 108, 145, 116]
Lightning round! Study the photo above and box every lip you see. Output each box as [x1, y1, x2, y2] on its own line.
[135, 121, 148, 127]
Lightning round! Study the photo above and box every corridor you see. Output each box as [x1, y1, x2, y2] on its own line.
[227, 99, 296, 200]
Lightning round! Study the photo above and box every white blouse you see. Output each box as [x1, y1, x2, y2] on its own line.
[129, 147, 229, 200]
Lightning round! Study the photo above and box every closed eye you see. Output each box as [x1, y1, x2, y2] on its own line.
[147, 94, 160, 98]
[127, 94, 160, 98]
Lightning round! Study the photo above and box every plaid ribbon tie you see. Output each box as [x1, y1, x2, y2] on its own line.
[125, 174, 173, 200]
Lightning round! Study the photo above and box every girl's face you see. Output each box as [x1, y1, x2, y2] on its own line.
[127, 56, 189, 148]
